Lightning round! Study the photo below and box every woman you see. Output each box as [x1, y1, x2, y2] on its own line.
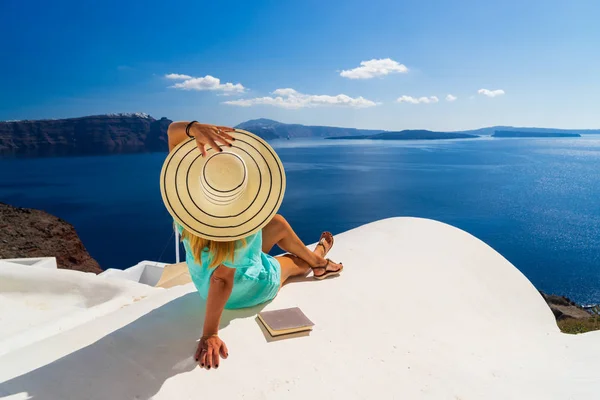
[162, 121, 343, 370]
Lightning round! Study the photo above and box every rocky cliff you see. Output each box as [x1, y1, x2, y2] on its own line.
[540, 291, 599, 334]
[0, 203, 102, 273]
[0, 113, 171, 157]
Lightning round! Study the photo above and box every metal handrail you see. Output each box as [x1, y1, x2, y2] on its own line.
[175, 227, 180, 263]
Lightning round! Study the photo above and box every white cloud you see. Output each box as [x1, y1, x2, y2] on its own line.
[165, 73, 192, 80]
[340, 58, 408, 79]
[166, 73, 245, 93]
[223, 88, 377, 109]
[446, 94, 457, 102]
[396, 95, 439, 104]
[272, 88, 298, 97]
[478, 88, 505, 98]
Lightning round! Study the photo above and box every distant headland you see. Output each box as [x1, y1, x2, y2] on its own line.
[326, 130, 478, 140]
[1, 114, 598, 157]
[493, 131, 581, 138]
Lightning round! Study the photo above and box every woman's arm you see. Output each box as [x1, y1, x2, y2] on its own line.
[203, 265, 235, 336]
[167, 121, 235, 155]
[196, 264, 235, 369]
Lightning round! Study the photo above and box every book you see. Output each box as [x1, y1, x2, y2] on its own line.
[257, 307, 315, 337]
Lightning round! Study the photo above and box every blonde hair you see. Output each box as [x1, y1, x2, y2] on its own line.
[181, 229, 245, 269]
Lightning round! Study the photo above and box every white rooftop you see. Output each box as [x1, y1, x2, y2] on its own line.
[1, 217, 599, 399]
[0, 258, 158, 358]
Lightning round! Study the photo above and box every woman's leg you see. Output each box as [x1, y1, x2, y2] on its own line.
[262, 214, 322, 266]
[275, 254, 311, 286]
[262, 214, 342, 282]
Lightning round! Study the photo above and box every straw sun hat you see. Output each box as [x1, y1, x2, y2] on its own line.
[160, 129, 286, 241]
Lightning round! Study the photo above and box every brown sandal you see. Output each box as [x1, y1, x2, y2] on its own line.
[315, 232, 334, 256]
[312, 258, 343, 280]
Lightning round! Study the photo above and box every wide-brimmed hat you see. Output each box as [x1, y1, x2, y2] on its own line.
[160, 129, 286, 241]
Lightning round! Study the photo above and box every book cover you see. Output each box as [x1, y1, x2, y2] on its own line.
[257, 307, 314, 336]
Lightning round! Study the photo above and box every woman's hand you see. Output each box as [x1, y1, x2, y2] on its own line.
[195, 335, 229, 370]
[189, 123, 236, 157]
[197, 266, 234, 369]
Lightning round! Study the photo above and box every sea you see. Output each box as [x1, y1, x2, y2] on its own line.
[1, 136, 599, 304]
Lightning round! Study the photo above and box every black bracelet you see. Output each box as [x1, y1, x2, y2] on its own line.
[185, 121, 198, 138]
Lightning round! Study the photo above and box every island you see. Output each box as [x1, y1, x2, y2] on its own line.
[326, 130, 479, 140]
[493, 130, 581, 138]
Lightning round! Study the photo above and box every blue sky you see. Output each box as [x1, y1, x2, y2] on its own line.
[1, 0, 599, 130]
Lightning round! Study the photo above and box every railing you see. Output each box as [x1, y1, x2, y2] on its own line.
[583, 305, 600, 316]
[175, 227, 180, 263]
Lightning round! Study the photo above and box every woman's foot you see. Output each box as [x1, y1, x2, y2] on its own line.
[312, 232, 343, 279]
[312, 258, 343, 280]
[314, 231, 334, 258]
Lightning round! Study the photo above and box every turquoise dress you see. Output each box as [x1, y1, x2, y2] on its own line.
[175, 222, 282, 309]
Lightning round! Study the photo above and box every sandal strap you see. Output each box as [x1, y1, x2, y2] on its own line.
[316, 240, 326, 251]
[316, 235, 332, 252]
[310, 258, 331, 270]
[312, 258, 330, 270]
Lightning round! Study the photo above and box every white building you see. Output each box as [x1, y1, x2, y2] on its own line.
[1, 218, 599, 399]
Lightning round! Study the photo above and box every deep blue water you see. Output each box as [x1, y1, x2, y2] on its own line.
[1, 137, 599, 304]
